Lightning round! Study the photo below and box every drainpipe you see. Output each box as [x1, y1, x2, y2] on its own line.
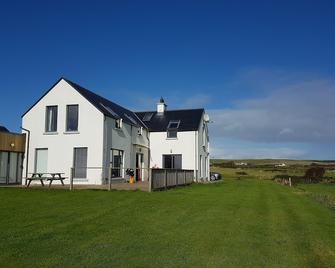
[20, 127, 30, 179]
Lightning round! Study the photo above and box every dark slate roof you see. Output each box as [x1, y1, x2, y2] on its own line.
[135, 109, 204, 132]
[0, 125, 9, 132]
[64, 79, 146, 128]
[22, 77, 145, 128]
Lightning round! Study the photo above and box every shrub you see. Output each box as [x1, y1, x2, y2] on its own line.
[304, 167, 325, 182]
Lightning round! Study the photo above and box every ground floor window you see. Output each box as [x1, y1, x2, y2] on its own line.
[35, 148, 48, 173]
[110, 149, 124, 178]
[0, 151, 23, 184]
[200, 155, 202, 178]
[162, 154, 182, 169]
[73, 147, 88, 179]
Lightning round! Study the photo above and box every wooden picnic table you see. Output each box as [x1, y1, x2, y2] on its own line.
[26, 173, 67, 188]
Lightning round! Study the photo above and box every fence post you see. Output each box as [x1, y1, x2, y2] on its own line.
[165, 169, 167, 190]
[175, 170, 178, 187]
[108, 167, 112, 191]
[289, 177, 292, 187]
[184, 170, 186, 185]
[70, 167, 74, 191]
[148, 168, 152, 192]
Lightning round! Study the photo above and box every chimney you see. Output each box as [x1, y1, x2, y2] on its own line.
[157, 97, 167, 114]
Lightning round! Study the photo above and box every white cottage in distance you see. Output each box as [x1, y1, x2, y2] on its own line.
[22, 78, 210, 185]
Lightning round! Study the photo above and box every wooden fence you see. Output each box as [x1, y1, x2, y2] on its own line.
[150, 168, 194, 191]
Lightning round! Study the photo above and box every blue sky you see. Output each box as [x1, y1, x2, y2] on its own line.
[1, 1, 334, 159]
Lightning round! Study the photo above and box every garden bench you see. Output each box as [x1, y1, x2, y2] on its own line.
[26, 173, 67, 188]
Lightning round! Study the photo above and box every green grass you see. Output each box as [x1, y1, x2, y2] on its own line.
[211, 159, 335, 181]
[297, 183, 335, 210]
[1, 179, 335, 267]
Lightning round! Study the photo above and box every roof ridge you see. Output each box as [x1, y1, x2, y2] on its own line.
[136, 108, 204, 114]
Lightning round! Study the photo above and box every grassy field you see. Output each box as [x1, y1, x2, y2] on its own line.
[211, 159, 335, 180]
[1, 178, 335, 267]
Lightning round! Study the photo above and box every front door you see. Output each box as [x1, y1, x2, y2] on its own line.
[136, 153, 143, 182]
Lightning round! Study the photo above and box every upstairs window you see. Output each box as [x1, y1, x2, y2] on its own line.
[167, 120, 180, 139]
[66, 105, 79, 132]
[45, 106, 58, 132]
[167, 129, 177, 138]
[202, 125, 206, 146]
[115, 118, 123, 129]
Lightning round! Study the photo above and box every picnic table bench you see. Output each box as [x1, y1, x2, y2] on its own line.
[26, 173, 67, 188]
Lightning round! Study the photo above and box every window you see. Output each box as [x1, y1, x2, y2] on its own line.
[167, 130, 177, 138]
[142, 112, 154, 122]
[167, 120, 180, 129]
[199, 155, 202, 178]
[202, 125, 206, 146]
[0, 152, 23, 184]
[35, 148, 48, 173]
[115, 118, 122, 129]
[167, 120, 180, 139]
[45, 106, 58, 132]
[66, 105, 79, 132]
[110, 149, 123, 178]
[73, 148, 87, 178]
[138, 127, 143, 135]
[162, 154, 182, 169]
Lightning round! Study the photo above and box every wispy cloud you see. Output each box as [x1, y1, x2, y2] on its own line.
[211, 145, 307, 159]
[208, 71, 335, 144]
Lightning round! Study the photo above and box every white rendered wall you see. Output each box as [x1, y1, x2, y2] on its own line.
[22, 79, 104, 185]
[149, 114, 210, 181]
[149, 131, 197, 171]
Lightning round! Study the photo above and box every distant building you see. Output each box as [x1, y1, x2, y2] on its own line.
[235, 162, 248, 166]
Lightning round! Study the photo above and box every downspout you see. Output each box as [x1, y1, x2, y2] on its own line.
[102, 116, 107, 184]
[20, 127, 30, 179]
[195, 130, 197, 182]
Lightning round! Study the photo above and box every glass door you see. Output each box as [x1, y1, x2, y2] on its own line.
[8, 152, 18, 183]
[0, 152, 23, 184]
[0, 152, 8, 184]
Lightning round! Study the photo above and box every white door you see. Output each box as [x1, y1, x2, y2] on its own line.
[35, 149, 48, 173]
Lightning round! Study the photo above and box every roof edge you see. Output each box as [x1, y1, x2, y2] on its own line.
[21, 77, 66, 118]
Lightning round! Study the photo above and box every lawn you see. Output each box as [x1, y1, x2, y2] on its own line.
[1, 179, 335, 267]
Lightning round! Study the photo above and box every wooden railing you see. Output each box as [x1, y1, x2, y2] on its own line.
[150, 168, 194, 191]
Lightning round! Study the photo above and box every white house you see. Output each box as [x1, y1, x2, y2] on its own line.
[22, 78, 210, 185]
[136, 99, 210, 180]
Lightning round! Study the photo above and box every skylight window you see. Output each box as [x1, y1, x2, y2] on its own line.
[142, 112, 154, 122]
[167, 120, 180, 129]
[124, 113, 137, 125]
[99, 102, 119, 118]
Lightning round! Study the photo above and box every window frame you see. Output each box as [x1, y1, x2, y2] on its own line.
[167, 120, 180, 129]
[66, 104, 79, 132]
[115, 118, 123, 129]
[45, 106, 58, 133]
[162, 154, 182, 169]
[73, 147, 88, 179]
[166, 120, 180, 139]
[110, 149, 124, 178]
